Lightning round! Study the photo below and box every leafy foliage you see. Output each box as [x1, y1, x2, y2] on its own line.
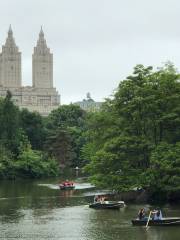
[83, 63, 180, 199]
[0, 92, 59, 179]
[45, 104, 87, 168]
[145, 142, 180, 201]
[45, 127, 76, 168]
[14, 149, 59, 178]
[20, 109, 46, 150]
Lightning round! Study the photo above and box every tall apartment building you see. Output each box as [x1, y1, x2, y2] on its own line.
[0, 26, 60, 116]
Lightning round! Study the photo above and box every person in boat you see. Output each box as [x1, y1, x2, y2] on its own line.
[64, 180, 68, 186]
[70, 181, 74, 186]
[94, 195, 101, 203]
[63, 180, 71, 186]
[104, 196, 108, 201]
[152, 209, 162, 220]
[101, 196, 108, 203]
[138, 208, 146, 220]
[100, 196, 106, 203]
[94, 195, 107, 203]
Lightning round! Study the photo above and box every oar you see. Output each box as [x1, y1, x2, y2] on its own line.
[146, 211, 152, 229]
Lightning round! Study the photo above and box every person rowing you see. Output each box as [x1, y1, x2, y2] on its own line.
[151, 209, 163, 220]
[94, 195, 108, 203]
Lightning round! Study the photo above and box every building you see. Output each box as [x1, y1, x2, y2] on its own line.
[74, 93, 103, 112]
[0, 26, 60, 116]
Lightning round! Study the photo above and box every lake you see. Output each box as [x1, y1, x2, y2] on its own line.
[0, 177, 179, 240]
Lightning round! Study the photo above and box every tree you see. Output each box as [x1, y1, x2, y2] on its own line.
[0, 144, 15, 179]
[83, 63, 180, 198]
[0, 91, 21, 155]
[47, 104, 86, 129]
[0, 92, 60, 179]
[20, 109, 46, 150]
[15, 148, 59, 178]
[45, 127, 76, 168]
[45, 104, 87, 167]
[144, 142, 180, 201]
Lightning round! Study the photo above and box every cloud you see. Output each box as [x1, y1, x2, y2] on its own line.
[0, 0, 180, 103]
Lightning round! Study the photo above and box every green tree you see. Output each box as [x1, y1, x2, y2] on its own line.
[83, 63, 180, 198]
[144, 142, 180, 201]
[0, 92, 59, 179]
[47, 104, 86, 129]
[20, 109, 46, 150]
[46, 127, 76, 168]
[0, 91, 21, 155]
[15, 148, 59, 178]
[0, 144, 15, 179]
[45, 104, 87, 167]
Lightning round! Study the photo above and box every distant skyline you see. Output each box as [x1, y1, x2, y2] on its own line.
[1, 0, 180, 104]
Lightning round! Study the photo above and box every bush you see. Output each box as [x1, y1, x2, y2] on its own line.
[14, 149, 59, 178]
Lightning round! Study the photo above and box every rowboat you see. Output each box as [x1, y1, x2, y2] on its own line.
[59, 184, 75, 190]
[132, 217, 180, 226]
[89, 201, 125, 209]
[59, 181, 75, 190]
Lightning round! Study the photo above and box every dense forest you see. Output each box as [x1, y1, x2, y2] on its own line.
[0, 63, 179, 201]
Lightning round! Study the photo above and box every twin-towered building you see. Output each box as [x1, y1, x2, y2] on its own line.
[0, 26, 60, 116]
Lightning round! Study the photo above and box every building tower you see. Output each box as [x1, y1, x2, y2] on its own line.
[32, 27, 53, 88]
[0, 25, 21, 87]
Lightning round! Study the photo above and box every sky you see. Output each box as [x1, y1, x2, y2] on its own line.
[0, 0, 180, 104]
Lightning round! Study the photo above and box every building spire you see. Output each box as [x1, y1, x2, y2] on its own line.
[8, 24, 13, 36]
[39, 26, 44, 38]
[34, 26, 50, 54]
[3, 25, 18, 51]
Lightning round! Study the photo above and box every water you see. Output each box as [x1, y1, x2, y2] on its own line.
[0, 178, 179, 240]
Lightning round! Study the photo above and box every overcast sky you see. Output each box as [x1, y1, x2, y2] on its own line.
[0, 0, 180, 104]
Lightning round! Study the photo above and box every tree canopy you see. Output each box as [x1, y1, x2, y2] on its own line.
[83, 63, 180, 201]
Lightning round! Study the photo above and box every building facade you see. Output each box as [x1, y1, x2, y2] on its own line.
[74, 93, 102, 112]
[0, 26, 60, 116]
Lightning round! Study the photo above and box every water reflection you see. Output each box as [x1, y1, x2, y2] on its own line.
[60, 189, 75, 198]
